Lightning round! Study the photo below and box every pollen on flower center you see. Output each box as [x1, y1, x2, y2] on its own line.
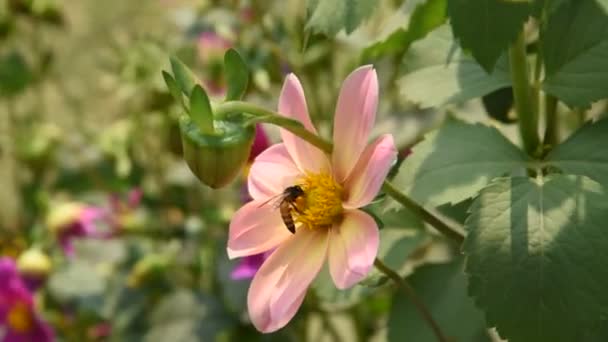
[293, 172, 343, 228]
[7, 301, 33, 333]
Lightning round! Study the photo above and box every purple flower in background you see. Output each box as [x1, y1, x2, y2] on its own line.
[46, 202, 108, 257]
[231, 251, 272, 280]
[0, 258, 54, 342]
[232, 124, 272, 280]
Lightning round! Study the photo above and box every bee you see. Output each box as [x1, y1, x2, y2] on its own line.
[258, 185, 305, 234]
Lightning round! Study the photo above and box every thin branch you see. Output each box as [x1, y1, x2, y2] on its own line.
[374, 258, 450, 342]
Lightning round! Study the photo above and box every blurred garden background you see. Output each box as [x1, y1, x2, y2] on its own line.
[1, 0, 607, 341]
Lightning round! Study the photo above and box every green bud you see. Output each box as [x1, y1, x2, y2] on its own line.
[180, 115, 255, 189]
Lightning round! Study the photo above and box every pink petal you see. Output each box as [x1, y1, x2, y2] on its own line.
[247, 228, 328, 332]
[278, 74, 329, 173]
[328, 209, 379, 289]
[332, 65, 379, 182]
[248, 143, 303, 201]
[227, 201, 293, 259]
[343, 134, 397, 209]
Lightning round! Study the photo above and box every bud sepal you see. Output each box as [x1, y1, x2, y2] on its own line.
[180, 115, 255, 189]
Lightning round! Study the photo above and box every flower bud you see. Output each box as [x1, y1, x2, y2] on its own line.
[180, 115, 255, 189]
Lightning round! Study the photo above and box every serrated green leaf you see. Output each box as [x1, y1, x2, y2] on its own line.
[189, 84, 214, 133]
[362, 0, 447, 60]
[223, 49, 249, 101]
[388, 259, 490, 342]
[306, 0, 377, 36]
[464, 175, 608, 342]
[398, 25, 511, 108]
[170, 56, 200, 96]
[542, 0, 608, 108]
[546, 118, 608, 186]
[448, 0, 532, 72]
[392, 117, 529, 207]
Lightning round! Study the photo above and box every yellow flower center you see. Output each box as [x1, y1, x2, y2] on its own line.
[7, 301, 33, 333]
[293, 172, 343, 228]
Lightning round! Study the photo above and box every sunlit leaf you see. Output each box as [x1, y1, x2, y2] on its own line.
[392, 116, 529, 206]
[464, 175, 608, 342]
[362, 0, 447, 60]
[397, 25, 511, 108]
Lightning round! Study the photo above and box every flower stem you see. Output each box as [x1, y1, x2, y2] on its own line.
[543, 94, 558, 147]
[214, 101, 333, 154]
[374, 258, 450, 342]
[215, 101, 465, 244]
[509, 30, 540, 157]
[382, 181, 465, 244]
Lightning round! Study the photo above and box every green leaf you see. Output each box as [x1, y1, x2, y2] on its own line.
[0, 51, 32, 97]
[546, 118, 608, 186]
[170, 56, 200, 96]
[397, 25, 511, 108]
[189, 85, 214, 134]
[392, 117, 529, 207]
[448, 0, 532, 72]
[464, 175, 608, 342]
[162, 71, 185, 107]
[306, 0, 378, 35]
[362, 0, 447, 60]
[223, 49, 249, 101]
[145, 289, 234, 342]
[48, 261, 105, 304]
[542, 0, 608, 108]
[388, 259, 490, 342]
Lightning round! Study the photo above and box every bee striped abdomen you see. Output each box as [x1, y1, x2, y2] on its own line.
[279, 201, 297, 234]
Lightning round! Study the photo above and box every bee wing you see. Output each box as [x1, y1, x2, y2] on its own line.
[257, 192, 285, 209]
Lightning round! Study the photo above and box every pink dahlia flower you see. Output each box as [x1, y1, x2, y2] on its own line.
[228, 66, 397, 332]
[0, 257, 55, 342]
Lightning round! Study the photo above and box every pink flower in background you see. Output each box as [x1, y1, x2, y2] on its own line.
[0, 258, 54, 342]
[197, 31, 232, 64]
[197, 31, 232, 97]
[228, 66, 397, 332]
[249, 124, 271, 163]
[46, 203, 108, 257]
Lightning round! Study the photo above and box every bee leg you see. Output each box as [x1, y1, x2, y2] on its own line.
[289, 202, 303, 214]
